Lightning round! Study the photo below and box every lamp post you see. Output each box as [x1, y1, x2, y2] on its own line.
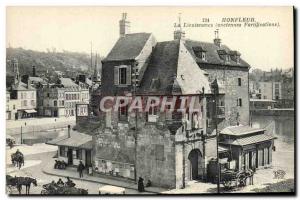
[132, 62, 139, 183]
[211, 79, 220, 193]
[21, 122, 27, 144]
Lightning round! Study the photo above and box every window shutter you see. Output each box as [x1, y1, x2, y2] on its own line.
[114, 66, 119, 85]
[126, 66, 131, 85]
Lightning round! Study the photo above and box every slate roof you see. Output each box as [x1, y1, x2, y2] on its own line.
[47, 131, 92, 149]
[59, 78, 78, 87]
[221, 134, 276, 146]
[103, 33, 152, 61]
[12, 81, 35, 91]
[29, 76, 46, 84]
[139, 40, 180, 94]
[184, 39, 250, 68]
[221, 125, 265, 136]
[139, 40, 211, 95]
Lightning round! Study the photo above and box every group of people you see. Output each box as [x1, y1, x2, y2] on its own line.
[52, 177, 75, 188]
[138, 177, 152, 192]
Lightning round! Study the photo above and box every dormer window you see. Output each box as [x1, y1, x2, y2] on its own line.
[236, 55, 240, 64]
[229, 50, 241, 64]
[201, 52, 206, 61]
[193, 46, 207, 61]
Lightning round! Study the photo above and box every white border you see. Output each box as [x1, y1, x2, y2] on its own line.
[0, 1, 298, 200]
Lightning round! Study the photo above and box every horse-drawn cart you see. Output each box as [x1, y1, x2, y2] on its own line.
[41, 182, 88, 195]
[221, 169, 254, 190]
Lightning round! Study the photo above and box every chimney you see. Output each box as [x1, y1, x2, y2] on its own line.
[213, 29, 221, 47]
[68, 125, 71, 138]
[174, 13, 185, 40]
[32, 66, 36, 77]
[27, 79, 31, 89]
[119, 13, 130, 37]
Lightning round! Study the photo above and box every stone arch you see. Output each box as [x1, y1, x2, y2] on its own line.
[188, 148, 202, 180]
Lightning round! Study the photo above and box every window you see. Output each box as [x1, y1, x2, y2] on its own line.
[23, 100, 27, 106]
[114, 65, 131, 85]
[47, 93, 50, 98]
[31, 100, 35, 106]
[236, 56, 240, 64]
[62, 100, 64, 106]
[54, 100, 57, 106]
[237, 98, 242, 107]
[201, 52, 206, 61]
[13, 105, 15, 110]
[238, 78, 242, 86]
[119, 67, 127, 85]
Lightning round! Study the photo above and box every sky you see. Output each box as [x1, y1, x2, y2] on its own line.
[6, 6, 294, 70]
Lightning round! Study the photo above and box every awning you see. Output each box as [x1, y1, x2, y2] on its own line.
[25, 109, 37, 114]
[47, 131, 92, 149]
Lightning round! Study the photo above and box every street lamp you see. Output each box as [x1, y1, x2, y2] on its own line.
[21, 122, 27, 144]
[211, 79, 220, 193]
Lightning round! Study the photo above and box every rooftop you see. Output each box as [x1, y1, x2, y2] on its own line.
[220, 125, 265, 136]
[221, 134, 276, 146]
[104, 33, 152, 61]
[47, 131, 92, 149]
[184, 39, 250, 68]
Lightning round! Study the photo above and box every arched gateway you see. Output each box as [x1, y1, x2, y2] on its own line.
[188, 149, 202, 180]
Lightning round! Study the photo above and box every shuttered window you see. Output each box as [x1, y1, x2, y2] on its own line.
[114, 65, 131, 86]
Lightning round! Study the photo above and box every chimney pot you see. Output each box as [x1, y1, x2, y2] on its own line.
[119, 13, 130, 37]
[213, 29, 221, 47]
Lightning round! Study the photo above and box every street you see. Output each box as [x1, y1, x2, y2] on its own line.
[6, 144, 149, 195]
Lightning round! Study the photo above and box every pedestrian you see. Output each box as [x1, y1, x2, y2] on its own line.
[57, 178, 64, 186]
[77, 161, 85, 178]
[138, 177, 145, 192]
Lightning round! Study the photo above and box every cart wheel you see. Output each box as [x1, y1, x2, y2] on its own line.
[223, 180, 232, 190]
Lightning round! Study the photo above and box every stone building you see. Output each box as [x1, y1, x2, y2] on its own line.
[39, 85, 66, 117]
[8, 59, 37, 119]
[60, 77, 90, 117]
[74, 13, 252, 189]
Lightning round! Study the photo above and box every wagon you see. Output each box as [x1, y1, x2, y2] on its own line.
[98, 185, 126, 195]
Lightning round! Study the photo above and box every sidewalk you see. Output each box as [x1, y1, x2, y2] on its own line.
[42, 159, 165, 194]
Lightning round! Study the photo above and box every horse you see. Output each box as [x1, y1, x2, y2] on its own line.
[15, 177, 37, 195]
[11, 153, 24, 169]
[6, 175, 18, 193]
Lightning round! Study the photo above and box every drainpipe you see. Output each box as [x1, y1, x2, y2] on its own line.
[68, 125, 71, 138]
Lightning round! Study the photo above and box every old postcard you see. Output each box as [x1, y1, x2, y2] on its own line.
[5, 6, 294, 195]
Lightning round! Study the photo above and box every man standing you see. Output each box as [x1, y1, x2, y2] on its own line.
[77, 161, 85, 178]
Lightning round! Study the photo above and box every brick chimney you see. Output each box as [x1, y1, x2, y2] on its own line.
[213, 29, 221, 47]
[174, 13, 185, 40]
[119, 13, 130, 37]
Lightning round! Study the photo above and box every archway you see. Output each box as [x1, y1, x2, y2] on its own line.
[188, 149, 202, 180]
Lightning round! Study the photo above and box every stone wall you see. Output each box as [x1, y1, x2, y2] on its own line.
[200, 65, 250, 129]
[136, 123, 176, 188]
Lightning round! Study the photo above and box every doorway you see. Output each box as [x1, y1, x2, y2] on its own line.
[188, 149, 201, 180]
[85, 150, 92, 167]
[67, 149, 73, 165]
